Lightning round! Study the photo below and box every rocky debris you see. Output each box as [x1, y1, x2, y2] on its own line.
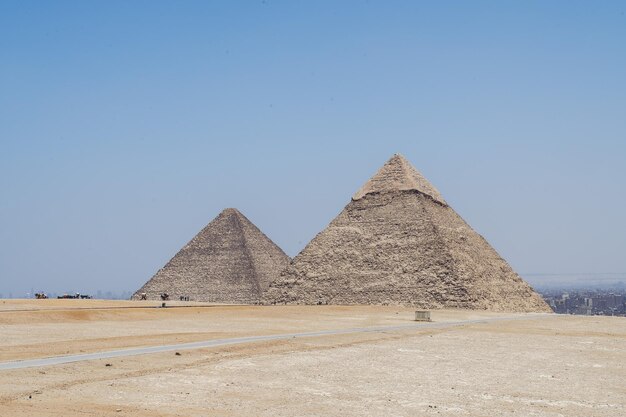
[133, 208, 290, 304]
[265, 154, 550, 313]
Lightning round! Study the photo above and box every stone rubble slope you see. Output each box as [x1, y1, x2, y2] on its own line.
[265, 154, 550, 312]
[133, 208, 290, 303]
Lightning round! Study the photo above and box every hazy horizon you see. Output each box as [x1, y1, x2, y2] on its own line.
[2, 2, 625, 297]
[2, 271, 626, 298]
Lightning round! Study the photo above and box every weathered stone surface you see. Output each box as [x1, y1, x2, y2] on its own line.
[265, 154, 550, 312]
[353, 153, 447, 205]
[133, 208, 289, 303]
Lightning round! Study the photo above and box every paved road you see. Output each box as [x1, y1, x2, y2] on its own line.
[0, 315, 550, 371]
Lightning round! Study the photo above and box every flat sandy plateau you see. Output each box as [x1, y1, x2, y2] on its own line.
[0, 300, 624, 416]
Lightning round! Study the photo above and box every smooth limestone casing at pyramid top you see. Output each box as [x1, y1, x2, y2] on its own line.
[133, 208, 290, 303]
[265, 154, 551, 312]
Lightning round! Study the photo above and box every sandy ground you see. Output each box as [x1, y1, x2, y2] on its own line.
[0, 299, 624, 416]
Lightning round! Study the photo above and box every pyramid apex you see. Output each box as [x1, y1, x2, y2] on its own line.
[220, 207, 243, 216]
[352, 154, 447, 205]
[218, 208, 253, 226]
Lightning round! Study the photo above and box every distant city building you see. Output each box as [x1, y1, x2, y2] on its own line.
[542, 290, 626, 316]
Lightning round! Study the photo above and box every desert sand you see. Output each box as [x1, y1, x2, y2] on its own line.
[0, 299, 624, 416]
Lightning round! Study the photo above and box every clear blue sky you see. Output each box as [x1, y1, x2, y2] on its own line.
[1, 1, 625, 296]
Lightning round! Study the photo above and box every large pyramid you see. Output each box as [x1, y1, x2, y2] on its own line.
[265, 154, 550, 312]
[133, 208, 290, 303]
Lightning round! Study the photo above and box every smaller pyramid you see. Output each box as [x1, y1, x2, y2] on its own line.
[133, 208, 290, 303]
